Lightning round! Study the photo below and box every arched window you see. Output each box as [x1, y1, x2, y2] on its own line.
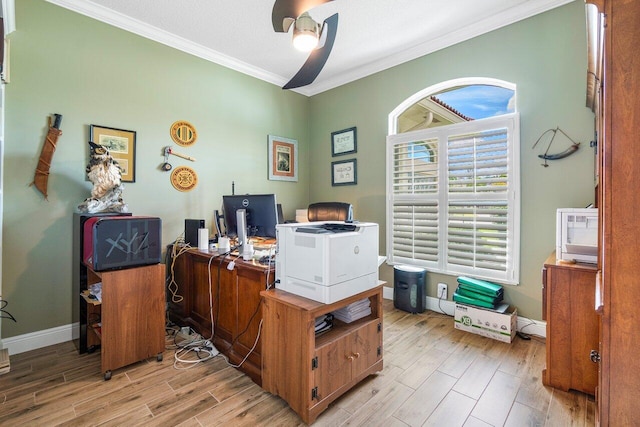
[386, 78, 520, 284]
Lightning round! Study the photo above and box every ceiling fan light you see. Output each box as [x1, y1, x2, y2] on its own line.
[292, 12, 319, 52]
[293, 32, 319, 51]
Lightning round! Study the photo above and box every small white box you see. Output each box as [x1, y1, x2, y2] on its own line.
[454, 303, 517, 343]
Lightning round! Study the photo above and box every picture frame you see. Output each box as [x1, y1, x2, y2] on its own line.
[268, 135, 298, 182]
[90, 124, 137, 182]
[331, 158, 357, 186]
[331, 126, 357, 157]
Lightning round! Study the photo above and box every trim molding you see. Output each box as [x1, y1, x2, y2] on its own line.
[4, 290, 544, 355]
[2, 0, 16, 35]
[45, 0, 289, 89]
[45, 0, 574, 96]
[3, 323, 79, 355]
[382, 288, 546, 338]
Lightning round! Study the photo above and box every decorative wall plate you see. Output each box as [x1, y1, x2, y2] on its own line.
[170, 166, 198, 192]
[170, 120, 197, 146]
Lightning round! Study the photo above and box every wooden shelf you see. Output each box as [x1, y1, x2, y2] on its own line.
[261, 285, 384, 424]
[81, 264, 165, 380]
[81, 290, 101, 306]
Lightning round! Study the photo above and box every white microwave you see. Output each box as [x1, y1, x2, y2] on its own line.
[556, 208, 598, 264]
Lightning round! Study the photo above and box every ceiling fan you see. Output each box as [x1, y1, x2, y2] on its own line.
[272, 0, 339, 90]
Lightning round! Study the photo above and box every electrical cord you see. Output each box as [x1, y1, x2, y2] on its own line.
[166, 235, 194, 304]
[173, 337, 219, 369]
[222, 246, 275, 368]
[222, 319, 263, 369]
[436, 291, 453, 317]
[167, 240, 273, 371]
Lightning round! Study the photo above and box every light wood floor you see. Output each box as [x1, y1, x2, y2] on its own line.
[0, 300, 594, 426]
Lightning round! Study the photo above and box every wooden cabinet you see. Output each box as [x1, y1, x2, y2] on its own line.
[167, 247, 274, 384]
[588, 0, 640, 424]
[261, 285, 384, 424]
[541, 254, 598, 395]
[82, 264, 165, 380]
[73, 212, 131, 354]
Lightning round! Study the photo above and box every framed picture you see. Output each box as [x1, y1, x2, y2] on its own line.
[268, 135, 298, 182]
[331, 126, 357, 156]
[332, 158, 357, 186]
[90, 125, 137, 182]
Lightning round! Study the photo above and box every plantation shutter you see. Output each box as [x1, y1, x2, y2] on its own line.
[387, 114, 519, 284]
[446, 128, 510, 277]
[389, 137, 440, 268]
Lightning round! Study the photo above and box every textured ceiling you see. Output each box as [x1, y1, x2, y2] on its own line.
[49, 0, 573, 95]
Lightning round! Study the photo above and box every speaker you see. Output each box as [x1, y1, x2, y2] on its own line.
[185, 219, 205, 246]
[83, 216, 162, 271]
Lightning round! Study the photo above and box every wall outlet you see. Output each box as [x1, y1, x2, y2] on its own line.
[437, 283, 448, 300]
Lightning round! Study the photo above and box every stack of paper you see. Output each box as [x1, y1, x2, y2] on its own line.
[315, 314, 334, 335]
[89, 282, 102, 302]
[332, 298, 371, 323]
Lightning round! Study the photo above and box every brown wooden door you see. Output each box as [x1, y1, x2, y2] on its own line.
[315, 334, 352, 401]
[545, 265, 598, 395]
[351, 321, 382, 378]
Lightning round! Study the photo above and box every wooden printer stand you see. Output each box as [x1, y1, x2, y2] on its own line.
[260, 285, 384, 424]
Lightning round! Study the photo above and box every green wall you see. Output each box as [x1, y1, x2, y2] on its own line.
[307, 0, 594, 319]
[3, 0, 310, 338]
[2, 0, 593, 340]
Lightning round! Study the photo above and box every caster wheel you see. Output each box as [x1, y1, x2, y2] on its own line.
[87, 345, 97, 354]
[104, 370, 112, 381]
[157, 353, 163, 362]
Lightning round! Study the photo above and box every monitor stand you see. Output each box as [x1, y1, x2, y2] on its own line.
[236, 209, 247, 253]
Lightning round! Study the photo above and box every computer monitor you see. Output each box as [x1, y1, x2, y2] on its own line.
[222, 194, 279, 238]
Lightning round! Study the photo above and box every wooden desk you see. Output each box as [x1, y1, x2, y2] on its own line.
[167, 247, 275, 384]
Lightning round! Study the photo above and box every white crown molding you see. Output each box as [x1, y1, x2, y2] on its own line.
[45, 0, 298, 91]
[45, 0, 573, 97]
[303, 0, 574, 95]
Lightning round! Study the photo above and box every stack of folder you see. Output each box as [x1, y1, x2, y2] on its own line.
[332, 298, 372, 323]
[453, 276, 504, 310]
[315, 314, 334, 335]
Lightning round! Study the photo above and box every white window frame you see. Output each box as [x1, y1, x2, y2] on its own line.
[386, 79, 520, 285]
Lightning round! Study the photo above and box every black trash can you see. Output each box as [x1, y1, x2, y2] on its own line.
[394, 265, 427, 313]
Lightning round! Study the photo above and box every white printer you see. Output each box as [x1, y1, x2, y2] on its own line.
[275, 222, 379, 304]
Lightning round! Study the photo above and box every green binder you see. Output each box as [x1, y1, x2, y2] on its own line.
[455, 286, 502, 304]
[457, 276, 503, 297]
[453, 292, 498, 310]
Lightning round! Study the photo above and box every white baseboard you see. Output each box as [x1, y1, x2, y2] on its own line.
[2, 323, 79, 355]
[2, 289, 546, 355]
[382, 287, 546, 338]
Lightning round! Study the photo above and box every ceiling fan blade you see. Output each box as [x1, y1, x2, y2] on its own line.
[283, 13, 338, 90]
[272, 0, 334, 32]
